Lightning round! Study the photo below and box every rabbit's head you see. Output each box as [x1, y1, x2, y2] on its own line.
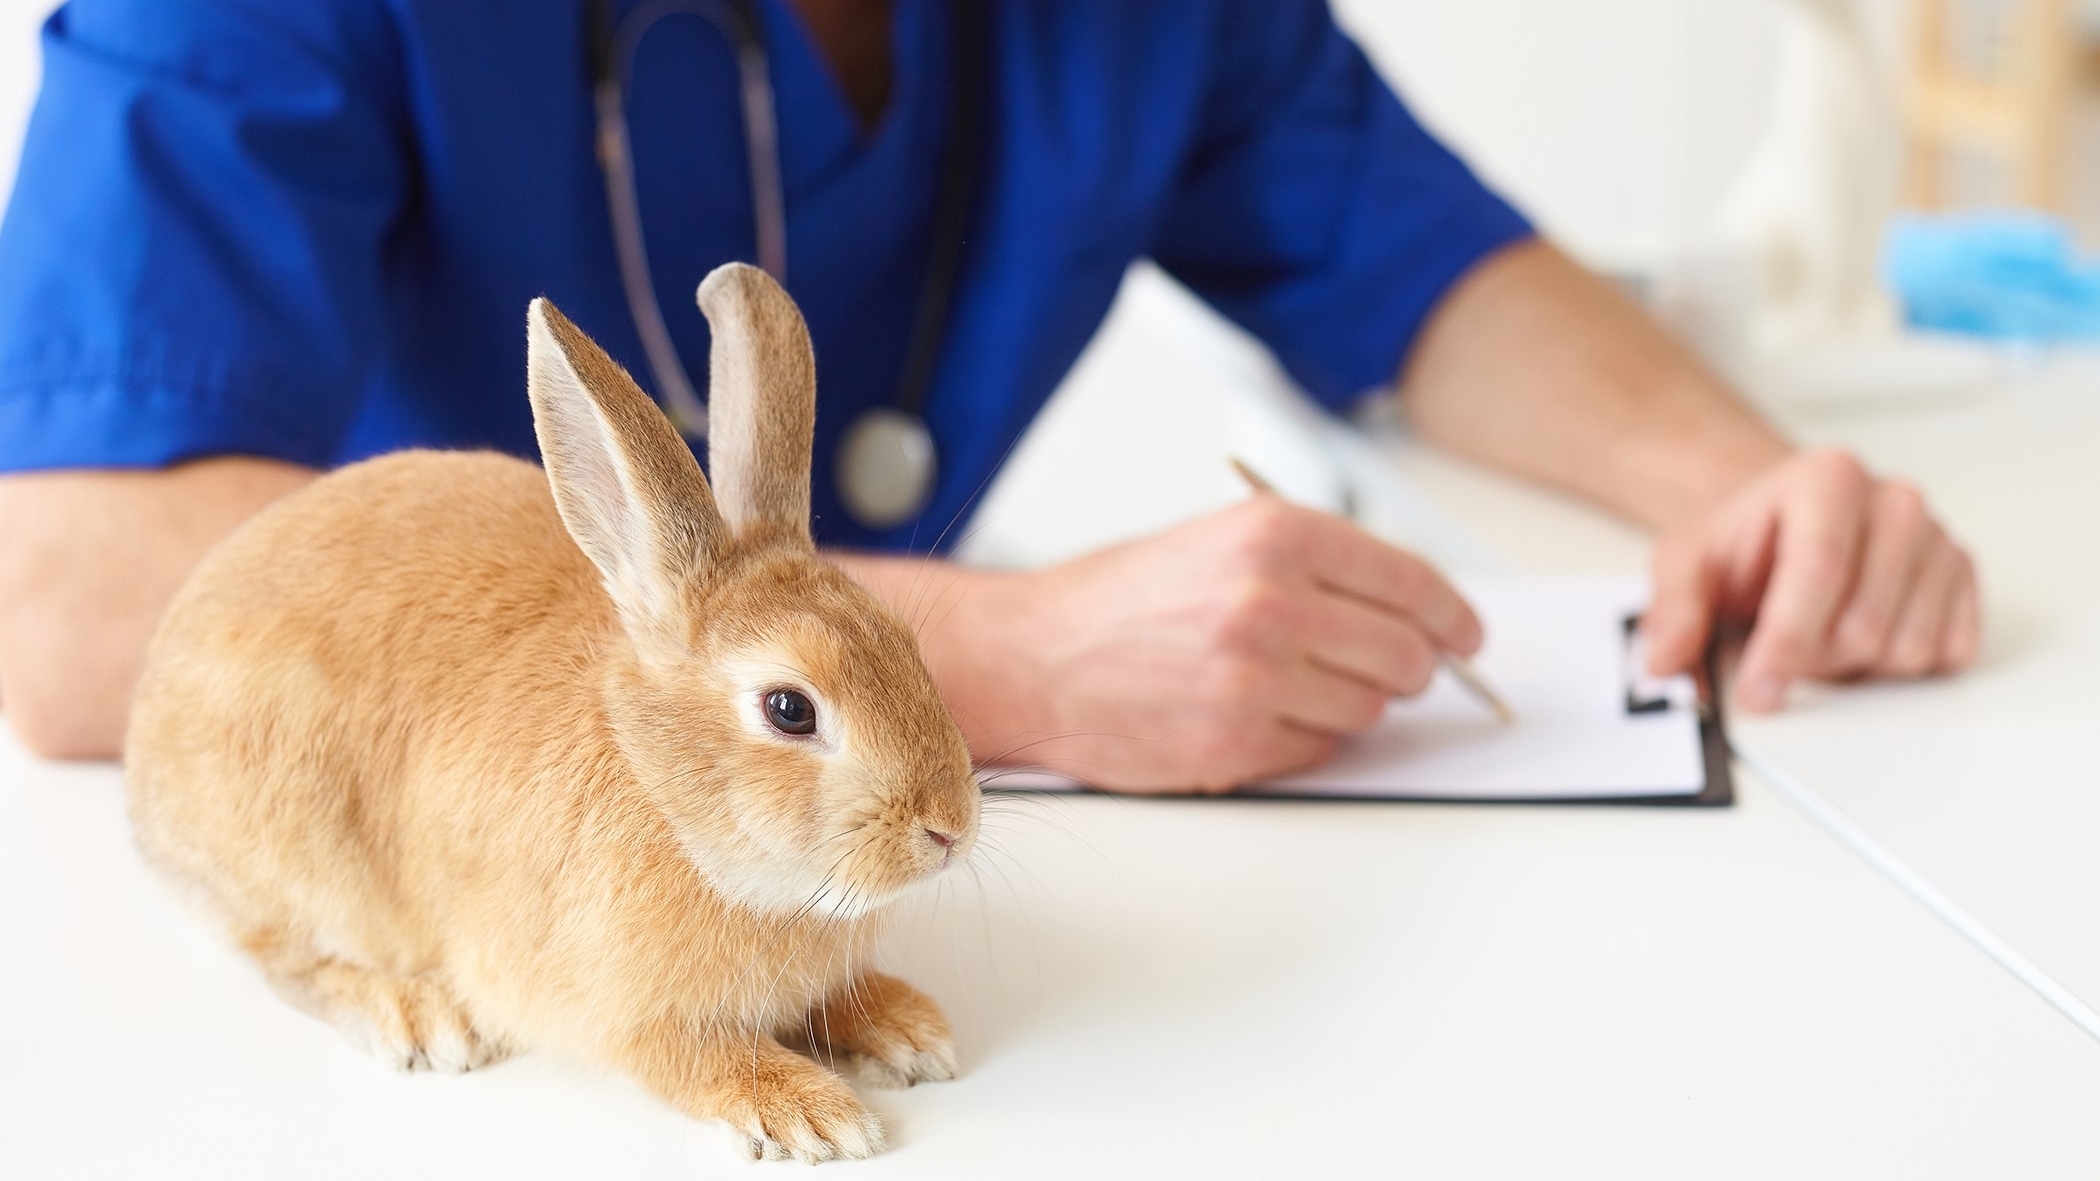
[525, 265, 977, 920]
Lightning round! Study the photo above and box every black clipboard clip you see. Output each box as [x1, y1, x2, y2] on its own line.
[1621, 613, 1699, 715]
[1620, 612, 1732, 807]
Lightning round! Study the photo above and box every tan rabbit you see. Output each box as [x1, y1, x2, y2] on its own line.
[124, 263, 980, 1163]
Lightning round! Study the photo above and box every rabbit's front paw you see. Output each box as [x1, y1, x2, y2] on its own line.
[810, 971, 958, 1089]
[715, 1050, 885, 1163]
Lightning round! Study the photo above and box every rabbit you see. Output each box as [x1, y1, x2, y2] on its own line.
[124, 263, 981, 1164]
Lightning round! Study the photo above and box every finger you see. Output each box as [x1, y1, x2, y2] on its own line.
[1825, 481, 1933, 676]
[1271, 657, 1393, 737]
[1296, 514, 1483, 656]
[1735, 455, 1872, 710]
[1883, 540, 1963, 678]
[1939, 551, 1982, 672]
[1643, 527, 1722, 676]
[1296, 587, 1441, 697]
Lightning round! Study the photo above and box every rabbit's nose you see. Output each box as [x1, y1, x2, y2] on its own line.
[922, 827, 956, 851]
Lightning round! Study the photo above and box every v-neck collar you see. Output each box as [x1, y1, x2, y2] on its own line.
[755, 0, 936, 202]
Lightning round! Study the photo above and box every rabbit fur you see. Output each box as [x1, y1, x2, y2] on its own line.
[124, 263, 980, 1163]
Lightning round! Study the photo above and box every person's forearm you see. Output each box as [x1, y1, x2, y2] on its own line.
[1400, 238, 1790, 530]
[0, 458, 317, 759]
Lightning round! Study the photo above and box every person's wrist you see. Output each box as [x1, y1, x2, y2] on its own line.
[990, 566, 1074, 767]
[902, 564, 1058, 767]
[1646, 395, 1793, 528]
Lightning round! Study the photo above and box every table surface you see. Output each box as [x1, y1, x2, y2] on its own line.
[6, 276, 2099, 1177]
[1728, 358, 2100, 1020]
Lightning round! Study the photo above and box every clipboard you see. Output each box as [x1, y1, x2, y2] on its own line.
[1615, 613, 1733, 807]
[981, 575, 1733, 806]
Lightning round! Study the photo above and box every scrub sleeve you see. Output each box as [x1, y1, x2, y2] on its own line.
[1153, 0, 1533, 411]
[0, 0, 408, 471]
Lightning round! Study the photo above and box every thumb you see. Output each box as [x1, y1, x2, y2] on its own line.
[1643, 530, 1719, 676]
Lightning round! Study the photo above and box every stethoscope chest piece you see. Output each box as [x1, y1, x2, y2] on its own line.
[836, 406, 938, 528]
[593, 0, 983, 534]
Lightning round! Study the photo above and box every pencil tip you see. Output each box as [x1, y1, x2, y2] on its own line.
[1229, 456, 1278, 497]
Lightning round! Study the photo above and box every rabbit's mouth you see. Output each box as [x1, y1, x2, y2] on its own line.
[665, 812, 962, 922]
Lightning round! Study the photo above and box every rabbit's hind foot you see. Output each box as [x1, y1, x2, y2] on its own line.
[241, 930, 512, 1073]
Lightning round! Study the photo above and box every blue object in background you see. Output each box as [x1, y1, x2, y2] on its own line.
[1884, 211, 2100, 342]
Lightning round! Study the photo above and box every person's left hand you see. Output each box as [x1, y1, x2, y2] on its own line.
[1641, 448, 1980, 712]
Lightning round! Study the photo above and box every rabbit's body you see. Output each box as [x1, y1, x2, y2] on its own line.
[131, 450, 866, 1060]
[126, 268, 977, 1162]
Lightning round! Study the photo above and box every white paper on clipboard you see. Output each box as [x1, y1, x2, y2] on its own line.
[983, 574, 1714, 802]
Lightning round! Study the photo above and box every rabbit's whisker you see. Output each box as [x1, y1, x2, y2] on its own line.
[922, 426, 1029, 561]
[972, 726, 1169, 774]
[887, 420, 1028, 634]
[909, 559, 981, 640]
[694, 835, 868, 1047]
[746, 920, 822, 1095]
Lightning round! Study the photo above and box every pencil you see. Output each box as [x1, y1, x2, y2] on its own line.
[1227, 456, 1517, 726]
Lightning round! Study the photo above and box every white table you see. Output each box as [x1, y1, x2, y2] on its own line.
[1725, 355, 2100, 1021]
[6, 282, 2100, 1175]
[8, 713, 2100, 1177]
[1371, 346, 2100, 1022]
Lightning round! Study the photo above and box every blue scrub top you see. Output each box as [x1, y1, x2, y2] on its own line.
[0, 0, 1531, 552]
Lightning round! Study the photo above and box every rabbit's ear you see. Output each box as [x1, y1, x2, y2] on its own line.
[696, 263, 815, 549]
[527, 298, 727, 645]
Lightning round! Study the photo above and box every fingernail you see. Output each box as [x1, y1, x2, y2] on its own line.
[1739, 675, 1786, 712]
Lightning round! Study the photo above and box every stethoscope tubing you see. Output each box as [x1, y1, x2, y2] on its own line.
[587, 0, 983, 528]
[592, 0, 783, 440]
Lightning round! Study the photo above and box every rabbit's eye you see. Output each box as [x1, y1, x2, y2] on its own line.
[763, 688, 817, 736]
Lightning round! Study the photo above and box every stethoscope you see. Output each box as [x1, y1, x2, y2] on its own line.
[587, 0, 986, 529]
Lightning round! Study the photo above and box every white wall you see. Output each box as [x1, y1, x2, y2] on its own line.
[0, 0, 44, 203]
[1332, 0, 1784, 269]
[0, 1, 1798, 266]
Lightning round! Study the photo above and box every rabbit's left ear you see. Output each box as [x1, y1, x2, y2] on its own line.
[696, 263, 816, 549]
[527, 298, 727, 648]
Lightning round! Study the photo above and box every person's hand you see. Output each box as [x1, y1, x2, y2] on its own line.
[1642, 448, 1980, 712]
[979, 496, 1483, 792]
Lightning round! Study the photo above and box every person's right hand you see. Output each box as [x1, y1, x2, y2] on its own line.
[971, 496, 1483, 793]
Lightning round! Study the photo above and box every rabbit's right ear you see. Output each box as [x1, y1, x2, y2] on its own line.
[527, 299, 727, 649]
[696, 263, 816, 549]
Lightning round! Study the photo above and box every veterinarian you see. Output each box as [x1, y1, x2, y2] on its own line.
[0, 0, 1977, 789]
